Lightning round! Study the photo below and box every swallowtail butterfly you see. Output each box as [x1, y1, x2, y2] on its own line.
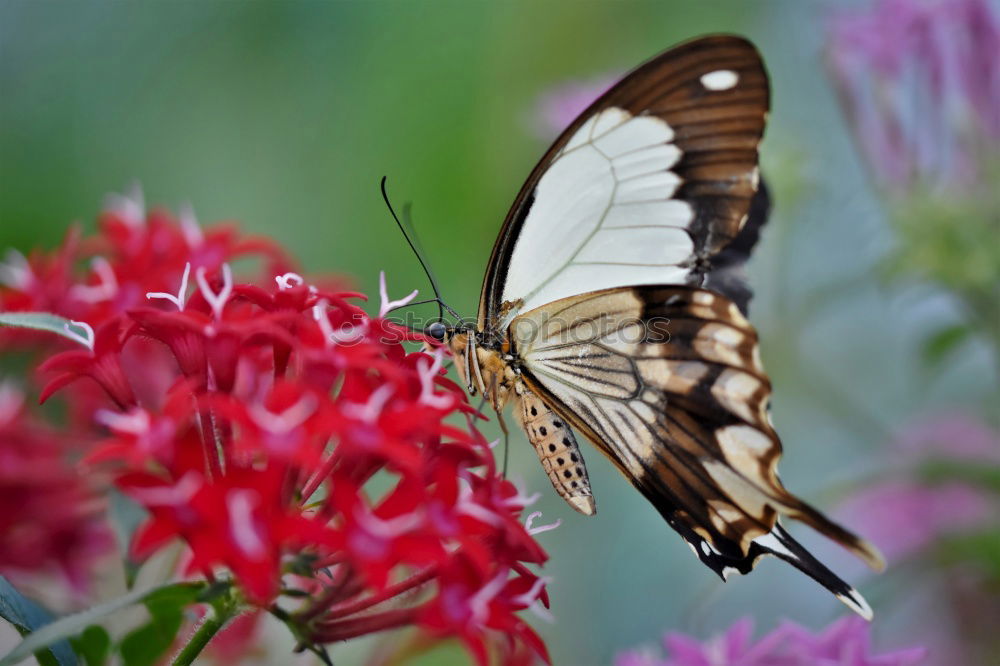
[423, 34, 884, 618]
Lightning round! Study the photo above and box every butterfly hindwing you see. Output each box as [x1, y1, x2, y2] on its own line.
[509, 286, 883, 616]
[480, 35, 769, 331]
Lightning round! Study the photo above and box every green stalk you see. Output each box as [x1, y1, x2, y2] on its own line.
[170, 603, 238, 666]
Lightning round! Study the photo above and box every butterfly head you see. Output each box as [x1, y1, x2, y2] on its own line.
[423, 324, 482, 398]
[422, 321, 463, 374]
[424, 321, 450, 344]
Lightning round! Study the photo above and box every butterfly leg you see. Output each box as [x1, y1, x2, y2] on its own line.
[514, 383, 596, 516]
[493, 400, 512, 479]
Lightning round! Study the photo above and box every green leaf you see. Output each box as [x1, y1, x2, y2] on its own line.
[195, 581, 232, 605]
[69, 627, 109, 666]
[921, 323, 972, 369]
[107, 489, 148, 589]
[0, 312, 91, 348]
[0, 576, 76, 666]
[938, 529, 1000, 580]
[119, 583, 206, 666]
[31, 650, 61, 666]
[918, 459, 1000, 494]
[0, 583, 204, 666]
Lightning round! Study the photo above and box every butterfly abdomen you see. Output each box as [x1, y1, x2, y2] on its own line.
[514, 384, 596, 516]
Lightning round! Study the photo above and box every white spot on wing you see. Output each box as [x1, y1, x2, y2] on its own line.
[839, 589, 874, 621]
[754, 531, 791, 557]
[715, 425, 773, 475]
[721, 566, 740, 581]
[700, 69, 739, 91]
[712, 374, 765, 425]
[694, 323, 745, 367]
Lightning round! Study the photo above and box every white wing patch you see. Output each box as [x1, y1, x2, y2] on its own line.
[500, 107, 692, 325]
[700, 69, 739, 91]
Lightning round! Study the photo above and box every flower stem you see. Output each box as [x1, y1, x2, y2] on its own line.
[195, 406, 224, 480]
[313, 607, 419, 642]
[301, 448, 341, 502]
[171, 603, 237, 666]
[318, 565, 438, 621]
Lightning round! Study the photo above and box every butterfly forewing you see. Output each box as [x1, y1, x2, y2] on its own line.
[480, 35, 769, 331]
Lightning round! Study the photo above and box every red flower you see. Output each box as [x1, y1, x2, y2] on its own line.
[324, 477, 450, 589]
[39, 318, 137, 409]
[208, 380, 331, 464]
[0, 382, 111, 587]
[420, 554, 551, 666]
[3, 187, 554, 665]
[119, 462, 335, 604]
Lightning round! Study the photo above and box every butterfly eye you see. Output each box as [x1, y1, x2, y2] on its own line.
[425, 321, 448, 342]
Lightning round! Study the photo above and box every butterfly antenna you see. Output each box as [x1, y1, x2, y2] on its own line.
[380, 176, 459, 322]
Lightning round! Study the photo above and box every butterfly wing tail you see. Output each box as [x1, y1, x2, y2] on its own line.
[753, 523, 874, 620]
[778, 497, 886, 572]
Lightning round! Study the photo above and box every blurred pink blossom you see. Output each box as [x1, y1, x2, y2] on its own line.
[529, 76, 616, 139]
[838, 481, 992, 564]
[827, 0, 1000, 190]
[615, 617, 926, 666]
[893, 410, 1000, 463]
[837, 411, 999, 564]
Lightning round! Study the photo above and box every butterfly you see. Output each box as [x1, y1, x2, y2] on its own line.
[419, 34, 884, 618]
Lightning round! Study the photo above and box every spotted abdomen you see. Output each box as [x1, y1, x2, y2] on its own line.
[514, 385, 596, 516]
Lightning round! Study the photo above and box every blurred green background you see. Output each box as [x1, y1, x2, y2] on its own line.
[2, 1, 996, 664]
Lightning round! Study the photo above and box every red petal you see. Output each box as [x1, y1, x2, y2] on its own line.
[39, 373, 81, 404]
[38, 350, 91, 373]
[131, 518, 178, 559]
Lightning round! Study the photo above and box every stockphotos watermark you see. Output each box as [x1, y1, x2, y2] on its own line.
[360, 310, 672, 347]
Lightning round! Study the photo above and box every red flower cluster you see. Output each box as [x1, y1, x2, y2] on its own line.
[0, 381, 111, 588]
[0, 186, 553, 664]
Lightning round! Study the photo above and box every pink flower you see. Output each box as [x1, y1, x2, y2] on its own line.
[615, 617, 927, 666]
[827, 0, 1000, 191]
[837, 412, 999, 564]
[840, 481, 992, 567]
[529, 75, 616, 140]
[893, 410, 1000, 464]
